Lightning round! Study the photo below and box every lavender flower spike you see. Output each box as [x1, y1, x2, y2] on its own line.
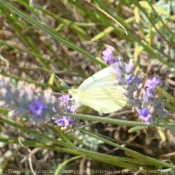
[126, 59, 134, 73]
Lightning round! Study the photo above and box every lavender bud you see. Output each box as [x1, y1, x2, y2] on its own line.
[102, 48, 114, 65]
[126, 59, 134, 73]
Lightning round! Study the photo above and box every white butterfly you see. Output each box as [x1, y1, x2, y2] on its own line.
[68, 63, 127, 113]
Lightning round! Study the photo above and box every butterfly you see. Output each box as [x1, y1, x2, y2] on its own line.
[68, 63, 127, 113]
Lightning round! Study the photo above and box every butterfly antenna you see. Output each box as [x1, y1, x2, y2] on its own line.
[54, 74, 70, 90]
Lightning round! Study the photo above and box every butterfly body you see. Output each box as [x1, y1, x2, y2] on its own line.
[69, 64, 127, 113]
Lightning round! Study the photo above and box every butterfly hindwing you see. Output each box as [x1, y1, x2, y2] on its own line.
[78, 87, 126, 113]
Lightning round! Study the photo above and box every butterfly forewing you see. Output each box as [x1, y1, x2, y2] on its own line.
[78, 66, 116, 92]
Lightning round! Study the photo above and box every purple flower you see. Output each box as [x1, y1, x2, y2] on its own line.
[67, 105, 76, 113]
[52, 116, 74, 127]
[125, 74, 135, 84]
[59, 95, 75, 113]
[59, 95, 70, 106]
[145, 77, 160, 90]
[102, 48, 114, 65]
[55, 94, 75, 127]
[136, 108, 152, 125]
[28, 100, 47, 117]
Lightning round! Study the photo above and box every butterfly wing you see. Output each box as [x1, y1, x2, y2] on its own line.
[79, 87, 126, 113]
[78, 65, 116, 91]
[70, 64, 127, 113]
